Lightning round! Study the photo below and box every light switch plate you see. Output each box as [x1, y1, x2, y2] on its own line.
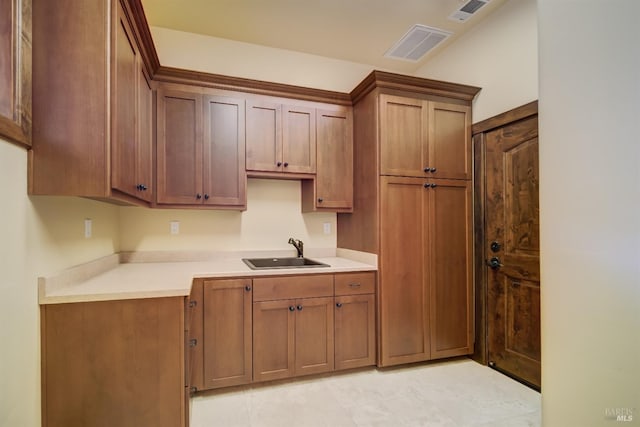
[323, 222, 331, 235]
[84, 219, 92, 238]
[170, 221, 179, 235]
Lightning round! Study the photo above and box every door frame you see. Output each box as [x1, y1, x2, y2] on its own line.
[471, 100, 538, 365]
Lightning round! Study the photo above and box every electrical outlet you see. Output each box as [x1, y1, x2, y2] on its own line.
[84, 219, 92, 238]
[323, 222, 331, 235]
[170, 221, 180, 235]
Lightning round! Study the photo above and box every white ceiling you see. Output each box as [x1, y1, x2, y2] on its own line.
[141, 0, 509, 74]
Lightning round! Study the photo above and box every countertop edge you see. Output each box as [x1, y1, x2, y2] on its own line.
[38, 251, 377, 305]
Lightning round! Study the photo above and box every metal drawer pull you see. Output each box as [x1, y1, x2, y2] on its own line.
[348, 283, 361, 288]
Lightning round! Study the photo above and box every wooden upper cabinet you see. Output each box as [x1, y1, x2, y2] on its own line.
[379, 94, 471, 180]
[157, 88, 247, 209]
[245, 100, 316, 176]
[429, 102, 471, 180]
[380, 95, 427, 177]
[136, 65, 153, 202]
[112, 5, 151, 200]
[203, 95, 246, 207]
[156, 89, 203, 205]
[245, 100, 281, 172]
[0, 0, 31, 147]
[30, 0, 152, 204]
[282, 105, 316, 173]
[302, 107, 353, 212]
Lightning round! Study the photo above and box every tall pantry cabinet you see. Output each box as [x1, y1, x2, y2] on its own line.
[338, 71, 480, 367]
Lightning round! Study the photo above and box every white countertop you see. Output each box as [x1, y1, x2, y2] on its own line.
[38, 251, 377, 305]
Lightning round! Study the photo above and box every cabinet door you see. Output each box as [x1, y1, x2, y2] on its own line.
[294, 296, 334, 376]
[428, 179, 473, 359]
[0, 0, 31, 147]
[379, 94, 428, 177]
[203, 95, 246, 207]
[282, 105, 316, 173]
[429, 102, 471, 180]
[111, 4, 138, 198]
[246, 100, 281, 172]
[315, 108, 353, 210]
[253, 299, 295, 382]
[379, 176, 430, 366]
[42, 298, 186, 427]
[203, 279, 252, 389]
[136, 65, 153, 202]
[157, 89, 203, 204]
[335, 294, 375, 370]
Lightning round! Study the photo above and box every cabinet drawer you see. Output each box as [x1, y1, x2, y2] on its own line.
[253, 275, 334, 301]
[335, 272, 376, 295]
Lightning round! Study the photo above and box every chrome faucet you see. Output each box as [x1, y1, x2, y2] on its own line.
[288, 238, 304, 258]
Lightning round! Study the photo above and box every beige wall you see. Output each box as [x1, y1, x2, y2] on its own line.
[415, 0, 538, 123]
[0, 141, 120, 426]
[119, 179, 335, 252]
[538, 1, 640, 426]
[151, 26, 375, 93]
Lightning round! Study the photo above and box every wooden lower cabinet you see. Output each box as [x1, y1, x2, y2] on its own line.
[253, 296, 334, 382]
[379, 176, 473, 366]
[202, 278, 253, 389]
[41, 297, 186, 427]
[334, 272, 376, 370]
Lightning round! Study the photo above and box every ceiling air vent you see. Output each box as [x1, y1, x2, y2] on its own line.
[384, 24, 452, 62]
[449, 0, 490, 22]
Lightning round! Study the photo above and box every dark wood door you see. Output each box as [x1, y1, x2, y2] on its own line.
[202, 95, 246, 207]
[379, 176, 430, 366]
[486, 115, 541, 388]
[156, 89, 203, 204]
[315, 108, 353, 210]
[203, 279, 252, 389]
[429, 179, 473, 359]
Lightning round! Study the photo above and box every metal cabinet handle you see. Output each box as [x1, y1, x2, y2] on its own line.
[196, 193, 202, 199]
[336, 302, 343, 308]
[296, 305, 303, 311]
[189, 338, 197, 347]
[289, 306, 295, 312]
[245, 285, 251, 291]
[188, 300, 197, 308]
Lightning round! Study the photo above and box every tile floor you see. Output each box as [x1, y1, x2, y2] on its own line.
[190, 358, 541, 427]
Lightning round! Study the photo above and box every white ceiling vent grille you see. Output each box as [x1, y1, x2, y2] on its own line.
[449, 0, 490, 22]
[384, 24, 452, 62]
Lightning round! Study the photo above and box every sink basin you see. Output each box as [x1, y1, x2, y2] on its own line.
[242, 257, 330, 270]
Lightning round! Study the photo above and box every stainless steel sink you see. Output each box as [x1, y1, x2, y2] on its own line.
[242, 257, 330, 270]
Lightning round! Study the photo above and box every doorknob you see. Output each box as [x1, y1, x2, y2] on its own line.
[490, 241, 501, 252]
[486, 257, 503, 270]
